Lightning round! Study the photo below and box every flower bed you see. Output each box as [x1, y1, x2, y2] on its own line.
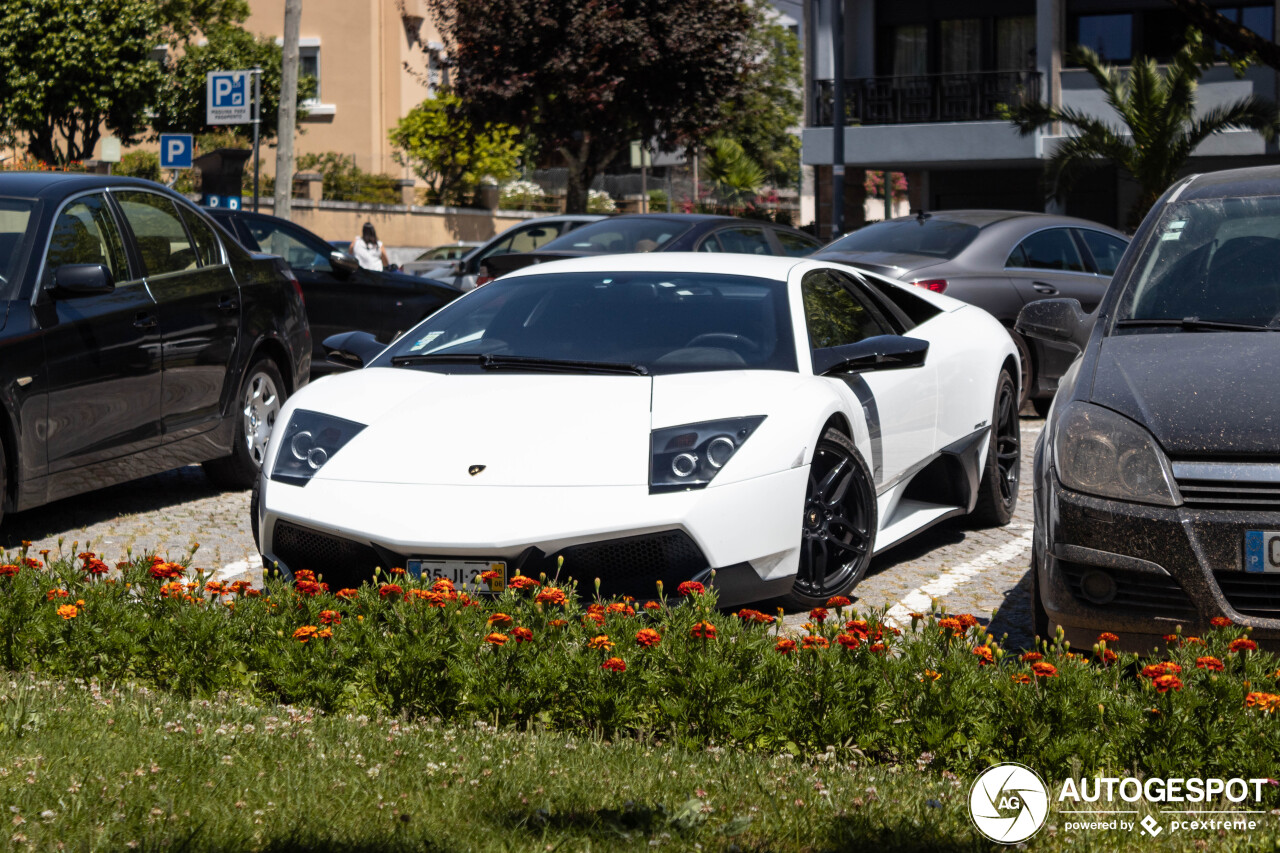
[1, 545, 1278, 780]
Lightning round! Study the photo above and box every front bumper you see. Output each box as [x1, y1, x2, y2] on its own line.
[1041, 478, 1280, 649]
[258, 467, 808, 600]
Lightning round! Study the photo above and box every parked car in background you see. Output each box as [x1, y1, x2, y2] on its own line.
[0, 173, 310, 526]
[1019, 165, 1280, 651]
[483, 214, 825, 280]
[418, 214, 605, 289]
[208, 209, 461, 373]
[400, 242, 484, 277]
[817, 211, 1129, 414]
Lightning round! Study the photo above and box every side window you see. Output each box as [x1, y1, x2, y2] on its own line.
[1007, 228, 1086, 272]
[114, 191, 198, 276]
[244, 219, 331, 272]
[1078, 230, 1128, 276]
[44, 194, 129, 284]
[802, 270, 894, 349]
[177, 205, 223, 267]
[508, 224, 561, 253]
[697, 235, 723, 252]
[775, 229, 821, 257]
[715, 226, 772, 255]
[477, 232, 517, 261]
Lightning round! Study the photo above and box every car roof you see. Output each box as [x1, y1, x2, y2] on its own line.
[1176, 164, 1280, 201]
[0, 172, 188, 201]
[884, 209, 1120, 231]
[499, 251, 805, 281]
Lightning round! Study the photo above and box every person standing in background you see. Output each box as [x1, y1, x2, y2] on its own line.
[350, 222, 390, 271]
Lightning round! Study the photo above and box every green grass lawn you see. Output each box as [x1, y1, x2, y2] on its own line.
[2, 676, 1277, 852]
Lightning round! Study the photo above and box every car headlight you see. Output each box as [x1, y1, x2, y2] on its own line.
[270, 410, 367, 486]
[650, 416, 765, 493]
[1053, 402, 1181, 506]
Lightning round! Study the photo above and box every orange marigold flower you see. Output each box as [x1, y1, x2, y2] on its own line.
[1230, 638, 1258, 653]
[484, 632, 508, 646]
[56, 604, 78, 619]
[478, 569, 500, 582]
[808, 607, 829, 623]
[955, 613, 980, 629]
[587, 634, 614, 651]
[922, 669, 942, 681]
[937, 617, 963, 633]
[736, 608, 767, 624]
[643, 601, 662, 611]
[1098, 649, 1118, 665]
[430, 578, 455, 592]
[836, 632, 861, 650]
[83, 558, 110, 576]
[21, 557, 41, 570]
[1152, 674, 1183, 693]
[677, 581, 705, 597]
[586, 603, 606, 615]
[1211, 616, 1234, 628]
[1184, 636, 1205, 646]
[635, 628, 662, 648]
[508, 575, 540, 591]
[1098, 632, 1120, 644]
[1031, 661, 1058, 678]
[583, 612, 606, 627]
[319, 610, 342, 625]
[549, 619, 568, 629]
[293, 569, 317, 582]
[1021, 652, 1044, 663]
[1141, 662, 1182, 679]
[379, 584, 404, 600]
[149, 561, 184, 580]
[801, 635, 829, 650]
[690, 621, 717, 640]
[389, 566, 406, 575]
[1196, 656, 1224, 671]
[535, 587, 567, 606]
[335, 588, 358, 600]
[228, 580, 252, 595]
[1245, 692, 1280, 713]
[908, 611, 925, 620]
[1010, 672, 1032, 684]
[204, 581, 226, 596]
[159, 582, 186, 599]
[313, 628, 331, 639]
[972, 645, 994, 665]
[512, 626, 533, 643]
[601, 657, 626, 672]
[487, 612, 514, 628]
[245, 588, 262, 598]
[775, 638, 798, 655]
[826, 595, 852, 608]
[1163, 633, 1181, 645]
[293, 626, 319, 643]
[869, 642, 887, 654]
[294, 580, 327, 597]
[606, 602, 635, 616]
[0, 564, 18, 578]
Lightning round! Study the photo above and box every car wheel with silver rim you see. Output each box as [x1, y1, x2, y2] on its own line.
[204, 358, 287, 489]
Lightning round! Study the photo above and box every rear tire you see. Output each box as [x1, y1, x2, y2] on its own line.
[204, 358, 287, 490]
[779, 428, 877, 610]
[971, 369, 1019, 527]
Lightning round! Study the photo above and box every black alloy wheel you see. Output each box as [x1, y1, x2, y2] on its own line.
[972, 369, 1020, 526]
[781, 428, 877, 609]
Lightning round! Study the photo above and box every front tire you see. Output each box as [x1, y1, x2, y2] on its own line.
[971, 369, 1020, 526]
[779, 428, 877, 610]
[204, 358, 286, 490]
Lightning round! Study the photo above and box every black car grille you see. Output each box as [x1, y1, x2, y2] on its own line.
[546, 531, 709, 600]
[1214, 571, 1280, 619]
[1059, 561, 1196, 615]
[271, 521, 384, 589]
[1176, 479, 1280, 512]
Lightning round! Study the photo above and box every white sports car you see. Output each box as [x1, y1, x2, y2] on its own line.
[253, 253, 1020, 608]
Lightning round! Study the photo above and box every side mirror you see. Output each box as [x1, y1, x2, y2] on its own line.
[1016, 298, 1091, 352]
[49, 264, 115, 297]
[813, 335, 929, 375]
[322, 330, 385, 370]
[330, 250, 359, 275]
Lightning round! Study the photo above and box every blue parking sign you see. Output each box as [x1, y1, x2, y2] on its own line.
[159, 134, 193, 169]
[207, 70, 251, 124]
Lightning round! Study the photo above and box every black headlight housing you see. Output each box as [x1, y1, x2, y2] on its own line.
[650, 416, 765, 493]
[270, 410, 367, 486]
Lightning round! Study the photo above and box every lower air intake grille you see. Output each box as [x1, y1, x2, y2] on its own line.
[550, 531, 708, 600]
[1214, 571, 1280, 619]
[271, 520, 383, 589]
[1059, 561, 1196, 615]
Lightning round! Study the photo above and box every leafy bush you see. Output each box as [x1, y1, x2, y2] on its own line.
[2, 546, 1278, 780]
[587, 189, 617, 214]
[296, 152, 399, 204]
[114, 150, 161, 182]
[499, 179, 552, 211]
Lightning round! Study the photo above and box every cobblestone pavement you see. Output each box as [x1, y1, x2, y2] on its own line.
[2, 416, 1044, 647]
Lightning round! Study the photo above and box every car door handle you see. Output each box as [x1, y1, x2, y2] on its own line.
[133, 312, 158, 329]
[1032, 282, 1058, 295]
[218, 296, 239, 312]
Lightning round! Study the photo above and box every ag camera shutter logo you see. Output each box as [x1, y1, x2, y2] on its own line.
[969, 763, 1050, 843]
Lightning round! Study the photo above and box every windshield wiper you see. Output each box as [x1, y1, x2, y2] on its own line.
[391, 352, 648, 375]
[1116, 317, 1279, 332]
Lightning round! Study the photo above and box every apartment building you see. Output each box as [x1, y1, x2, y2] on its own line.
[804, 0, 1280, 234]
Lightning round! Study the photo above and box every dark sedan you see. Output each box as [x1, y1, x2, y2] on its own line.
[481, 214, 824, 279]
[817, 211, 1129, 413]
[1018, 165, 1280, 651]
[208, 209, 461, 373]
[0, 173, 311, 526]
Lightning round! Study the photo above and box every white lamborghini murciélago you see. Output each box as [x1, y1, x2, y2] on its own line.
[254, 253, 1019, 608]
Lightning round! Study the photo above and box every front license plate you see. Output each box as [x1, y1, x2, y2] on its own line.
[1244, 531, 1280, 573]
[407, 559, 507, 593]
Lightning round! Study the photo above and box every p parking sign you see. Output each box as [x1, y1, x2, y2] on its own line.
[159, 134, 193, 169]
[207, 71, 251, 124]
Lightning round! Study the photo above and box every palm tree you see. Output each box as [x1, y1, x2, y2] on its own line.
[1002, 33, 1280, 228]
[702, 137, 766, 208]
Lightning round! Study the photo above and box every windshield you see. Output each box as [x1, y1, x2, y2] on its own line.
[538, 217, 695, 254]
[0, 199, 35, 295]
[825, 218, 981, 259]
[378, 270, 797, 375]
[1115, 195, 1280, 327]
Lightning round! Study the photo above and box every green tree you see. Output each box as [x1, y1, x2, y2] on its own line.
[703, 137, 765, 205]
[150, 24, 314, 143]
[1001, 33, 1280, 228]
[719, 10, 802, 189]
[389, 94, 523, 205]
[425, 0, 757, 213]
[0, 0, 164, 164]
[158, 0, 249, 44]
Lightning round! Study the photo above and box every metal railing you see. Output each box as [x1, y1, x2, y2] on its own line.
[810, 70, 1041, 126]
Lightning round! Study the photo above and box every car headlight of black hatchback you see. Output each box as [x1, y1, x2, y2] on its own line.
[650, 416, 765, 493]
[270, 410, 367, 486]
[1053, 402, 1181, 506]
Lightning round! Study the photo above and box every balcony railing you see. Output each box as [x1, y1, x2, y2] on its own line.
[810, 70, 1041, 126]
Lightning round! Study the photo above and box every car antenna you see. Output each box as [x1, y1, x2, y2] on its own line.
[912, 209, 931, 225]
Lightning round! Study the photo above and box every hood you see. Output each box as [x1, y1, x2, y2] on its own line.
[1090, 332, 1280, 456]
[815, 251, 947, 280]
[292, 368, 654, 486]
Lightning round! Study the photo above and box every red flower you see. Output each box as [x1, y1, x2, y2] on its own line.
[484, 632, 508, 646]
[46, 588, 69, 600]
[379, 584, 404, 600]
[487, 612, 514, 628]
[83, 558, 110, 576]
[1211, 616, 1234, 628]
[430, 579, 455, 593]
[1230, 638, 1258, 653]
[294, 580, 327, 597]
[1098, 649, 1118, 665]
[389, 566, 406, 576]
[512, 626, 533, 643]
[643, 601, 662, 611]
[508, 575, 540, 590]
[535, 587, 567, 606]
[635, 628, 662, 648]
[587, 634, 615, 651]
[826, 596, 852, 608]
[150, 561, 184, 580]
[1020, 652, 1044, 663]
[937, 617, 963, 635]
[21, 557, 41, 570]
[293, 569, 317, 582]
[601, 657, 626, 672]
[677, 581, 705, 597]
[0, 564, 19, 578]
[335, 588, 358, 600]
[1141, 662, 1182, 679]
[808, 607, 829, 623]
[1030, 661, 1058, 678]
[1152, 674, 1183, 693]
[1245, 692, 1280, 712]
[1098, 632, 1120, 644]
[972, 646, 994, 666]
[319, 610, 342, 625]
[801, 635, 829, 650]
[836, 632, 861, 650]
[775, 638, 797, 655]
[869, 642, 887, 654]
[583, 612, 606, 627]
[292, 625, 319, 643]
[690, 621, 717, 640]
[1196, 656, 1224, 671]
[549, 619, 568, 629]
[1011, 673, 1032, 684]
[736, 608, 775, 625]
[606, 602, 635, 616]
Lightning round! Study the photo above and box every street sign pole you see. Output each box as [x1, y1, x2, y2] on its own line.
[251, 67, 262, 213]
